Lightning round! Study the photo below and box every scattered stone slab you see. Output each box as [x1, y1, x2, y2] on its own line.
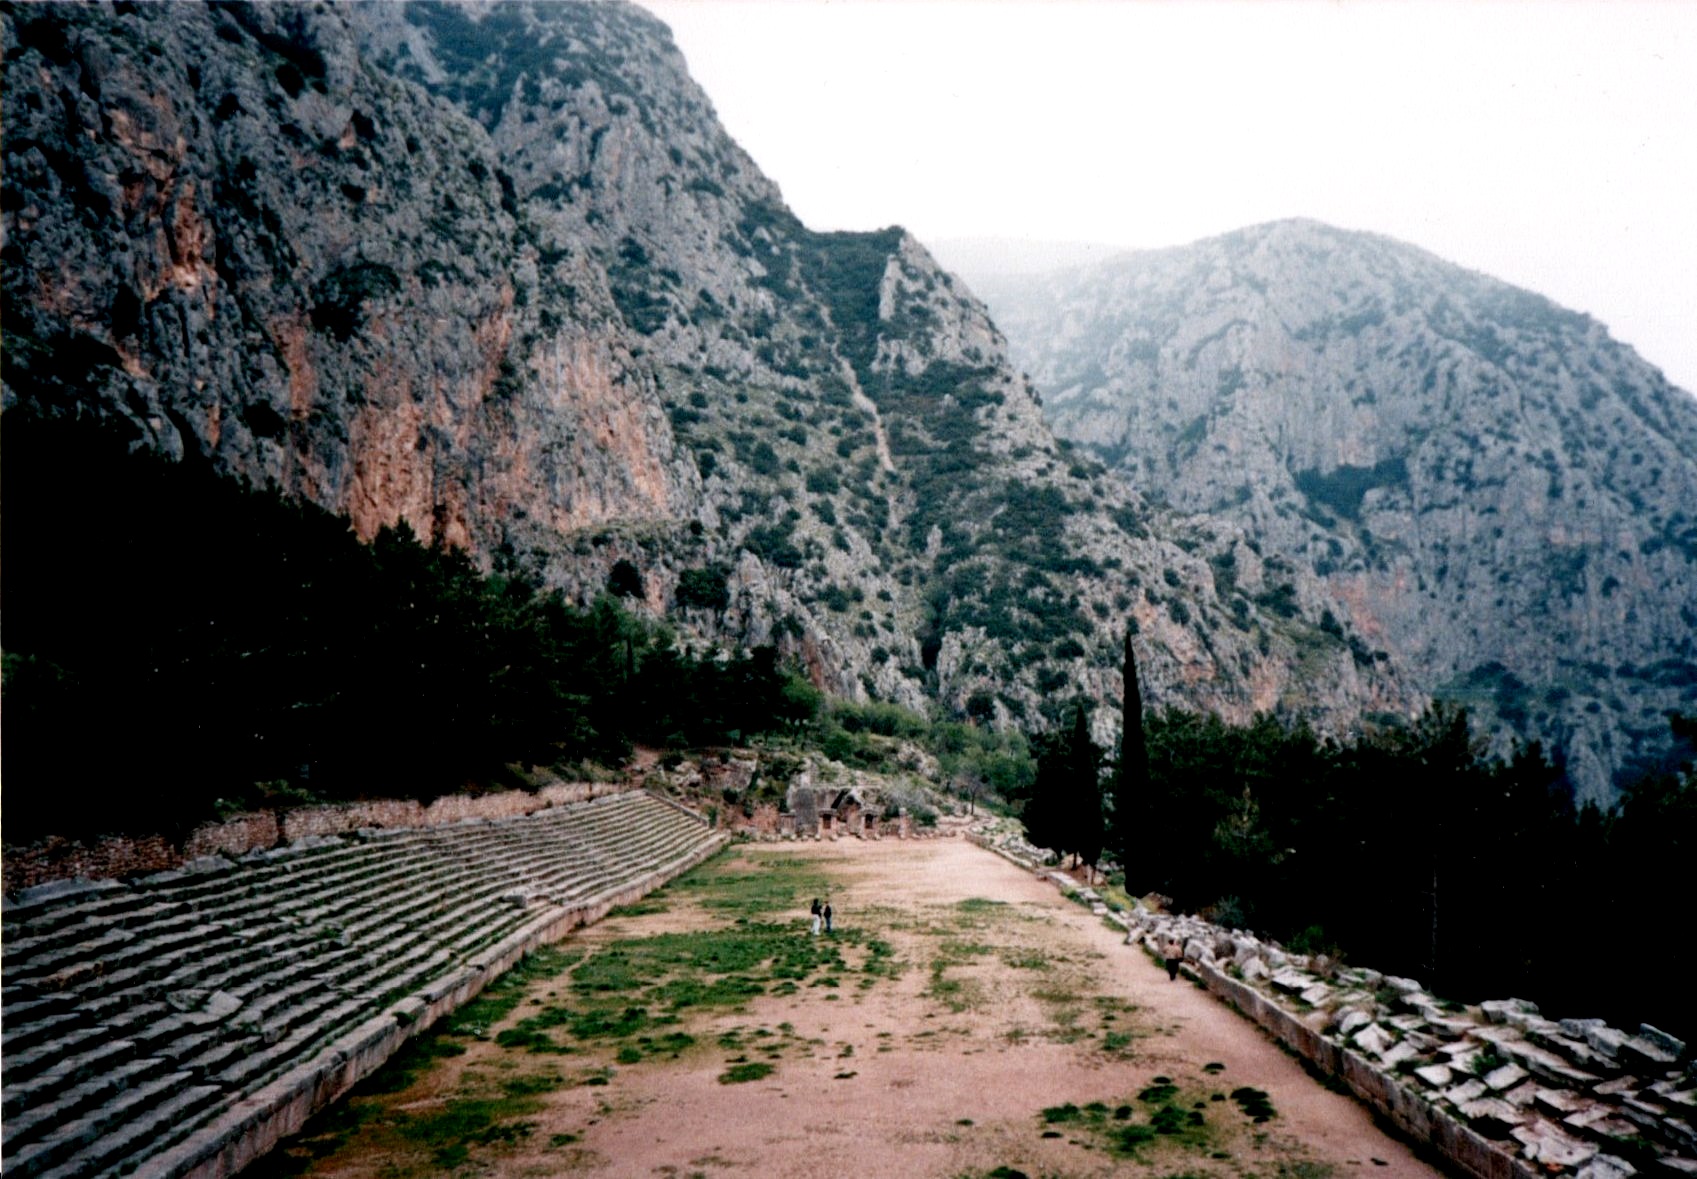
[1626, 1036, 1683, 1070]
[1385, 975, 1424, 995]
[1355, 1023, 1396, 1058]
[1486, 1063, 1531, 1092]
[1445, 1078, 1489, 1106]
[1300, 983, 1333, 1007]
[1336, 1008, 1374, 1038]
[1416, 1063, 1455, 1088]
[1639, 1027, 1687, 1060]
[1511, 1119, 1600, 1168]
[1596, 1076, 1644, 1098]
[1461, 1096, 1528, 1137]
[1575, 1154, 1637, 1179]
[1382, 1040, 1426, 1071]
[1589, 1026, 1631, 1059]
[1271, 969, 1314, 996]
[1483, 998, 1541, 1024]
[1537, 1088, 1592, 1117]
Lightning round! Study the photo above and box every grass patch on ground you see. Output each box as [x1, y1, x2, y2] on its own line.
[443, 946, 584, 1039]
[668, 851, 834, 921]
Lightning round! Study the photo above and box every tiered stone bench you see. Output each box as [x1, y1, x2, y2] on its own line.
[2, 790, 726, 1179]
[1130, 912, 1696, 1179]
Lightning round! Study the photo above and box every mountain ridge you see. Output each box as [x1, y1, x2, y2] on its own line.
[965, 217, 1697, 802]
[1, 2, 1421, 770]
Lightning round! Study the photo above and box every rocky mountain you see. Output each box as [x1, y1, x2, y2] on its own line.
[963, 220, 1697, 802]
[1, 3, 1416, 751]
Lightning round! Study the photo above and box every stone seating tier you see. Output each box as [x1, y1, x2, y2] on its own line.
[1, 790, 725, 1179]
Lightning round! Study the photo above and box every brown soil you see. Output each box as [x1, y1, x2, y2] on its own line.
[273, 837, 1446, 1179]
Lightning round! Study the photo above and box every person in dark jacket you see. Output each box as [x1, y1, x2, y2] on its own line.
[823, 901, 833, 934]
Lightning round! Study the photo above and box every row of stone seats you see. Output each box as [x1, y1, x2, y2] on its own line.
[1, 790, 723, 1178]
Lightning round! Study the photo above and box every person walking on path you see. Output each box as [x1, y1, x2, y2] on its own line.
[810, 897, 823, 936]
[1164, 934, 1184, 980]
[823, 901, 833, 935]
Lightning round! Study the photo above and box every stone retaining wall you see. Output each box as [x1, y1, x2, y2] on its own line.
[983, 836, 1696, 1179]
[2, 782, 631, 893]
[1123, 911, 1695, 1179]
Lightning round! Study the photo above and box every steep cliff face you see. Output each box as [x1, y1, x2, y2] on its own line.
[968, 220, 1697, 800]
[2, 5, 1417, 743]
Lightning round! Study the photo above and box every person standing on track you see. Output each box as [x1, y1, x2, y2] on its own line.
[810, 897, 823, 936]
[1164, 934, 1184, 980]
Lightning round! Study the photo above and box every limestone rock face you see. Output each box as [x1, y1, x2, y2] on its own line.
[2, 7, 1417, 738]
[968, 220, 1697, 801]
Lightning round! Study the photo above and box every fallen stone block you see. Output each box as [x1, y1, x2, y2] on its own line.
[1385, 975, 1424, 995]
[1624, 1036, 1682, 1070]
[1417, 1009, 1472, 1037]
[1565, 1110, 1640, 1143]
[1444, 1078, 1489, 1106]
[1271, 969, 1313, 996]
[1511, 1119, 1599, 1169]
[1415, 1063, 1455, 1088]
[1300, 983, 1334, 1007]
[1483, 998, 1541, 1024]
[1595, 1076, 1644, 1098]
[1485, 1062, 1530, 1092]
[1577, 1156, 1637, 1179]
[1564, 1018, 1610, 1039]
[1667, 1117, 1697, 1156]
[1335, 1008, 1374, 1038]
[1589, 1026, 1631, 1059]
[1382, 1039, 1425, 1070]
[1446, 1047, 1489, 1075]
[1620, 1095, 1669, 1133]
[1461, 1096, 1529, 1137]
[1241, 958, 1271, 982]
[1657, 1157, 1697, 1178]
[1650, 1082, 1697, 1111]
[1355, 1023, 1396, 1058]
[1639, 1026, 1688, 1060]
[1535, 1088, 1590, 1117]
[1504, 1080, 1542, 1108]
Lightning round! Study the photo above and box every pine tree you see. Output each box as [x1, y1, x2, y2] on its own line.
[1113, 630, 1149, 884]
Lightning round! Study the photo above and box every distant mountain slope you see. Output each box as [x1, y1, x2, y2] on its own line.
[2, 5, 1415, 750]
[965, 219, 1697, 801]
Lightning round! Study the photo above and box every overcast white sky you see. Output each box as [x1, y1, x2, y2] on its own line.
[639, 0, 1697, 395]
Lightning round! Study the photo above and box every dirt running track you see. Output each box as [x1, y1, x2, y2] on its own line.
[269, 837, 1447, 1179]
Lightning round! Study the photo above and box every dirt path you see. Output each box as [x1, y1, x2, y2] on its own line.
[261, 838, 1446, 1179]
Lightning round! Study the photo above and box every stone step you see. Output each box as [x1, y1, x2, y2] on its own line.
[34, 1079, 224, 1179]
[1, 1052, 170, 1154]
[2, 1067, 199, 1177]
[0, 791, 714, 1179]
[1, 1037, 140, 1120]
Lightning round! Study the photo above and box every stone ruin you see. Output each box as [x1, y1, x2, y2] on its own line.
[1128, 911, 1695, 1179]
[784, 783, 894, 840]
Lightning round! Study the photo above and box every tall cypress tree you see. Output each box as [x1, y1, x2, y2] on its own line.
[1114, 629, 1149, 883]
[1067, 706, 1106, 880]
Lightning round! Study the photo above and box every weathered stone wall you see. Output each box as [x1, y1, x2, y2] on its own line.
[2, 783, 630, 893]
[1123, 911, 1695, 1179]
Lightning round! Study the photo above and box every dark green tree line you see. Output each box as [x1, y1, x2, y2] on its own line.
[1, 411, 819, 843]
[1118, 701, 1695, 1041]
